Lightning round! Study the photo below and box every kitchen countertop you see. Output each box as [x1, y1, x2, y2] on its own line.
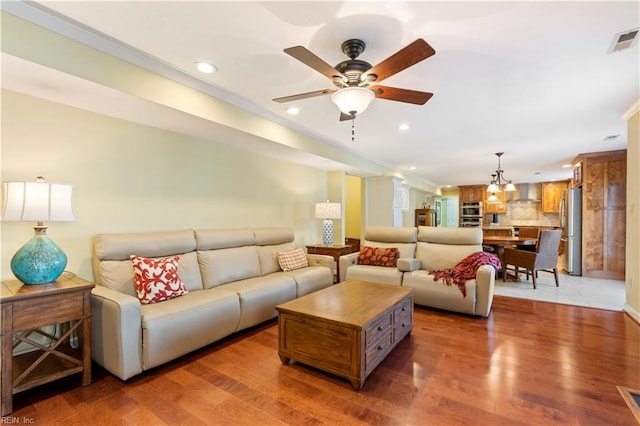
[482, 225, 514, 230]
[512, 224, 561, 229]
[509, 222, 561, 228]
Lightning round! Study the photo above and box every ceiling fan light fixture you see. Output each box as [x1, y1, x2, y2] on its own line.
[331, 87, 374, 116]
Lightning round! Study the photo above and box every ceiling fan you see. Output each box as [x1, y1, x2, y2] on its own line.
[273, 38, 436, 120]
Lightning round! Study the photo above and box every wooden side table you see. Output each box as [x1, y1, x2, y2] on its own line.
[1, 273, 95, 416]
[306, 244, 358, 283]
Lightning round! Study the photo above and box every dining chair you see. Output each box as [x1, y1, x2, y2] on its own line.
[502, 229, 562, 289]
[516, 227, 540, 251]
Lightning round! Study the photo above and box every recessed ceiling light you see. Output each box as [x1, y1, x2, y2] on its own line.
[195, 62, 217, 74]
[286, 107, 300, 115]
[562, 164, 572, 168]
[409, 166, 416, 170]
[398, 123, 410, 131]
[603, 134, 620, 141]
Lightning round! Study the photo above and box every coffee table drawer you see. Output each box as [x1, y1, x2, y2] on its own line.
[365, 331, 393, 373]
[393, 296, 412, 319]
[394, 313, 412, 342]
[364, 314, 392, 348]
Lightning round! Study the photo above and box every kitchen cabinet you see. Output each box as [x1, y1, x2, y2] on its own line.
[485, 190, 507, 214]
[574, 150, 626, 280]
[541, 181, 569, 213]
[458, 185, 485, 203]
[572, 162, 583, 187]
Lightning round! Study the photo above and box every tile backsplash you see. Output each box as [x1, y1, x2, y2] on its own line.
[486, 202, 560, 227]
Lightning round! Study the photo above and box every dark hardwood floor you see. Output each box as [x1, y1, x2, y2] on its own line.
[6, 296, 640, 425]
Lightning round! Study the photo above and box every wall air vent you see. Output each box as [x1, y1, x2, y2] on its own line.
[608, 28, 639, 53]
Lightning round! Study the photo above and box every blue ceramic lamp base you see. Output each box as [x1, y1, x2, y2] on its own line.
[10, 227, 67, 285]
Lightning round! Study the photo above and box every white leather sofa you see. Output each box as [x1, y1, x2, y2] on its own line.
[403, 227, 495, 317]
[339, 226, 418, 285]
[91, 227, 333, 380]
[340, 226, 495, 317]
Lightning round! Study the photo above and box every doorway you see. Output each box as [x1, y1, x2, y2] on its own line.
[438, 197, 459, 227]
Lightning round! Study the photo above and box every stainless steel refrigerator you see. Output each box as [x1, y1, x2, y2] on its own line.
[559, 187, 582, 275]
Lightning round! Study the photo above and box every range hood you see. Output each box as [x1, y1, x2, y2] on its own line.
[509, 183, 541, 203]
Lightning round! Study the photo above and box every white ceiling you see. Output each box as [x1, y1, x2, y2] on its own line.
[2, 1, 638, 189]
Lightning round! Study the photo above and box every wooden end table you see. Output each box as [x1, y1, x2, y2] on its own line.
[1, 273, 95, 416]
[306, 244, 358, 283]
[276, 280, 413, 390]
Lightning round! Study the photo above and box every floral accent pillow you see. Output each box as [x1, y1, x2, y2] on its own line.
[130, 255, 188, 304]
[357, 246, 399, 267]
[278, 248, 309, 271]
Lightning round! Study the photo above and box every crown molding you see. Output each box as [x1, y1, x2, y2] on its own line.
[623, 98, 640, 121]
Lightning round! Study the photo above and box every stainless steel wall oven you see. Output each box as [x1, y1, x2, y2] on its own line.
[459, 201, 483, 227]
[460, 202, 483, 217]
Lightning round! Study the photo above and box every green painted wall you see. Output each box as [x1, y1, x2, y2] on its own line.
[1, 90, 329, 281]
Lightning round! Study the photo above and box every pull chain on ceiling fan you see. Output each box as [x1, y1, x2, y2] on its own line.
[273, 38, 436, 121]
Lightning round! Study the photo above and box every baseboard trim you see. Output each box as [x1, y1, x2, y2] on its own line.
[624, 304, 640, 326]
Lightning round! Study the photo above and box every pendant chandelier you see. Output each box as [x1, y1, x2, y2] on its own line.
[487, 152, 516, 203]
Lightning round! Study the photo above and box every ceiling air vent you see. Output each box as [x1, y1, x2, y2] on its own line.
[608, 28, 639, 53]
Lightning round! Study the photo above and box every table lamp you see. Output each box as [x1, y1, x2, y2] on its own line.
[1, 177, 75, 284]
[315, 201, 341, 246]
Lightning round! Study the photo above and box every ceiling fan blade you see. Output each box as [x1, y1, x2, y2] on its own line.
[273, 88, 337, 103]
[365, 39, 436, 83]
[370, 85, 433, 105]
[284, 46, 346, 81]
[339, 112, 355, 121]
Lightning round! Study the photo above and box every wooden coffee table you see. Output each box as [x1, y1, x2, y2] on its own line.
[275, 280, 413, 390]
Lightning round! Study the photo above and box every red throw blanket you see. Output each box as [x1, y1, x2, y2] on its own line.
[428, 251, 501, 297]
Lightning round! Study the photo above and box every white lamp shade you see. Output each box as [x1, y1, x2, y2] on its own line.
[331, 87, 375, 116]
[505, 182, 517, 192]
[486, 193, 500, 204]
[2, 181, 75, 222]
[315, 202, 341, 219]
